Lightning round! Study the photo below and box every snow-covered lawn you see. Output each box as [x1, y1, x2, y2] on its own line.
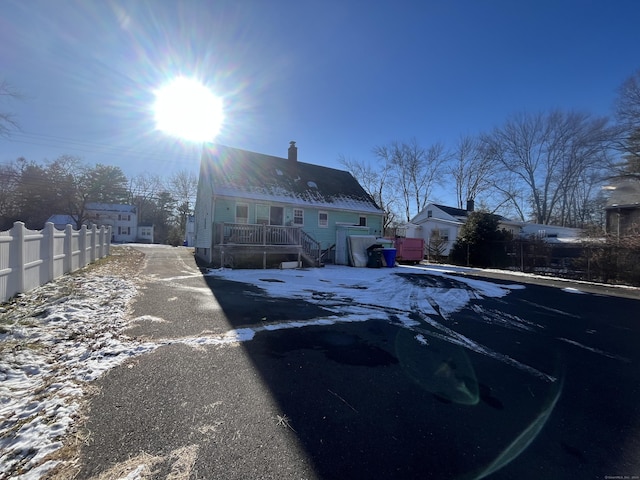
[0, 248, 154, 479]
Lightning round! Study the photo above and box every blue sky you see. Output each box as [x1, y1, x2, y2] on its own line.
[2, 0, 639, 204]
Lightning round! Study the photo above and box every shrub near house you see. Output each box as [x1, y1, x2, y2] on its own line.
[449, 211, 512, 268]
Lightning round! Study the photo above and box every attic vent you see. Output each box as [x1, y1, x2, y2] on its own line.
[276, 169, 284, 176]
[307, 180, 318, 188]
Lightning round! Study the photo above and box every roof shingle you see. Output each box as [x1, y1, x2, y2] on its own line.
[202, 145, 382, 213]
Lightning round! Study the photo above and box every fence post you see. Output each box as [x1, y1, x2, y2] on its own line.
[65, 224, 73, 273]
[44, 222, 55, 282]
[106, 226, 111, 256]
[14, 222, 26, 294]
[79, 225, 87, 268]
[101, 226, 106, 257]
[90, 225, 97, 263]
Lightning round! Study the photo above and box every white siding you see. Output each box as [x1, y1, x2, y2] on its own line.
[194, 159, 214, 261]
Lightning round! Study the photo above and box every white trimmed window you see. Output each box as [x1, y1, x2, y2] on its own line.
[359, 216, 367, 226]
[293, 208, 304, 226]
[236, 204, 249, 224]
[318, 211, 328, 228]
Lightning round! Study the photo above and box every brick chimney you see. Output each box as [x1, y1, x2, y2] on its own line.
[466, 198, 475, 212]
[288, 141, 297, 162]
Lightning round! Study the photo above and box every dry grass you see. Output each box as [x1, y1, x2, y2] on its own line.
[76, 245, 146, 279]
[31, 246, 147, 479]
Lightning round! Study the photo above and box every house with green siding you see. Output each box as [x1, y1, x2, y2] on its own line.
[194, 142, 384, 268]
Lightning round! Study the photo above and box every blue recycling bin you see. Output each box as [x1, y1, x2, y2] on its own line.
[382, 248, 397, 267]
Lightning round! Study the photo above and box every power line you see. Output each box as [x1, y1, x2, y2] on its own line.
[1, 131, 202, 168]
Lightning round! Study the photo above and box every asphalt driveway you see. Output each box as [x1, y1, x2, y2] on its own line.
[76, 245, 640, 480]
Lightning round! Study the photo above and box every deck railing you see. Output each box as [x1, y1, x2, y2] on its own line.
[213, 222, 322, 265]
[214, 223, 303, 246]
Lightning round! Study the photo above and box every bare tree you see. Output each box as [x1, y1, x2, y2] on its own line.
[127, 173, 163, 224]
[483, 110, 611, 226]
[168, 170, 198, 210]
[0, 80, 21, 137]
[449, 135, 497, 209]
[374, 139, 447, 222]
[168, 169, 198, 237]
[614, 68, 640, 176]
[338, 154, 398, 230]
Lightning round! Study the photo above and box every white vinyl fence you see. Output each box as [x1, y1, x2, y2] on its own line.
[0, 221, 112, 303]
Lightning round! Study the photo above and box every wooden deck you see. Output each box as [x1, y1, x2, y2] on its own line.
[212, 223, 322, 268]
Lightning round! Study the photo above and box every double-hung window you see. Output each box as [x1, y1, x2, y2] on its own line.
[318, 211, 328, 228]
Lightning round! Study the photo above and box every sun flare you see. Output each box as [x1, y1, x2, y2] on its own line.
[153, 77, 224, 142]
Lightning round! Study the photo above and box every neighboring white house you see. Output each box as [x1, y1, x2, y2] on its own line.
[47, 203, 155, 243]
[85, 203, 138, 243]
[407, 202, 478, 256]
[184, 215, 195, 246]
[406, 201, 583, 257]
[137, 223, 155, 243]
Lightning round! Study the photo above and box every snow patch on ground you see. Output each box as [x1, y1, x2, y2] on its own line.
[206, 264, 557, 382]
[0, 274, 156, 479]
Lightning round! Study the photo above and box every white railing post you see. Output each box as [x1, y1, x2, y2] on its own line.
[1, 220, 112, 302]
[79, 225, 87, 268]
[90, 225, 97, 262]
[65, 224, 73, 273]
[14, 222, 26, 294]
[44, 222, 55, 282]
[102, 226, 107, 257]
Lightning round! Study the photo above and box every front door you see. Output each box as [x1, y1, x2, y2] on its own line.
[270, 206, 284, 226]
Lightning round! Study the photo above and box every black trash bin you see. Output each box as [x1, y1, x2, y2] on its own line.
[366, 244, 384, 268]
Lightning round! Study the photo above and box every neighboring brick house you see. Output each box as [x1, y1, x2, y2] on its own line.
[194, 142, 384, 267]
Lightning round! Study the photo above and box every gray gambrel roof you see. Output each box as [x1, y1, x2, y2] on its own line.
[201, 144, 383, 214]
